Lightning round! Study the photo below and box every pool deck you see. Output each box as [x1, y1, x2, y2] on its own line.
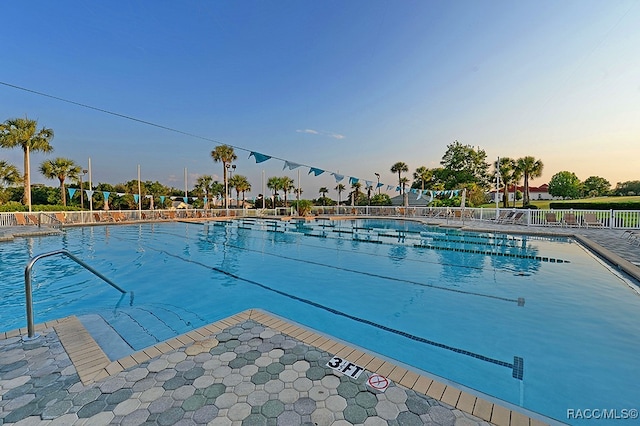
[2, 218, 639, 426]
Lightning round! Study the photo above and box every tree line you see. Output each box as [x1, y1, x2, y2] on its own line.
[2, 116, 632, 211]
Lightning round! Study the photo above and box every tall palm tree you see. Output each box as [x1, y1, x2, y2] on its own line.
[516, 156, 544, 206]
[0, 160, 20, 187]
[39, 158, 81, 206]
[319, 187, 329, 198]
[210, 144, 237, 209]
[335, 183, 345, 205]
[390, 162, 409, 193]
[0, 117, 54, 210]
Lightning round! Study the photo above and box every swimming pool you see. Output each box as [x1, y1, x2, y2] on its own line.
[1, 218, 639, 424]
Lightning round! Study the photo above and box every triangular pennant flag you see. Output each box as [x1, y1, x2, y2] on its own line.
[396, 187, 401, 192]
[283, 160, 302, 170]
[67, 188, 77, 199]
[308, 167, 325, 176]
[160, 196, 166, 204]
[449, 191, 454, 199]
[416, 191, 423, 200]
[203, 196, 208, 203]
[192, 197, 198, 201]
[349, 177, 359, 184]
[145, 195, 153, 199]
[116, 192, 125, 197]
[86, 190, 94, 198]
[376, 183, 384, 188]
[410, 188, 417, 194]
[365, 180, 372, 187]
[133, 194, 139, 203]
[183, 197, 188, 203]
[387, 185, 394, 191]
[170, 196, 177, 200]
[429, 191, 434, 203]
[103, 191, 110, 200]
[332, 173, 344, 182]
[249, 152, 272, 163]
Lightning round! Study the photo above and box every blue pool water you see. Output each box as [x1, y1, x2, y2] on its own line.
[1, 219, 639, 424]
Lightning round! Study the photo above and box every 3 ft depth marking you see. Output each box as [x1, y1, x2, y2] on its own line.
[326, 356, 365, 379]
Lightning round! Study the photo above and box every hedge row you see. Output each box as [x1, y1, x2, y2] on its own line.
[549, 202, 640, 210]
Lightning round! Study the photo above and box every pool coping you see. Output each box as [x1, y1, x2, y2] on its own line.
[2, 309, 555, 426]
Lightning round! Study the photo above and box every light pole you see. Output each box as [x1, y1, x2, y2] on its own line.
[374, 173, 380, 195]
[80, 169, 88, 209]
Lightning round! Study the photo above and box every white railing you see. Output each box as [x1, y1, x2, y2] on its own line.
[1, 207, 639, 229]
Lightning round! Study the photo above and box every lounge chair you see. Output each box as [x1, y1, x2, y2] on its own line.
[505, 211, 524, 224]
[14, 213, 28, 225]
[563, 213, 580, 227]
[27, 214, 40, 226]
[583, 213, 603, 228]
[54, 212, 67, 224]
[545, 212, 562, 226]
[496, 211, 515, 223]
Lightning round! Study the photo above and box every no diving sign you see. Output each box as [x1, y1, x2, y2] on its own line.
[367, 374, 390, 392]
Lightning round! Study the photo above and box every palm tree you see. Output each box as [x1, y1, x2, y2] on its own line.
[210, 144, 237, 209]
[267, 176, 281, 208]
[194, 175, 214, 208]
[235, 175, 251, 206]
[0, 160, 20, 187]
[516, 156, 544, 206]
[319, 187, 329, 198]
[350, 181, 362, 206]
[495, 157, 521, 208]
[390, 162, 409, 193]
[335, 183, 345, 205]
[280, 176, 294, 208]
[229, 174, 251, 206]
[39, 158, 81, 206]
[0, 117, 54, 210]
[413, 166, 433, 192]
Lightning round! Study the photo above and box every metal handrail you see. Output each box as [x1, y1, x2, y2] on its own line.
[24, 249, 126, 340]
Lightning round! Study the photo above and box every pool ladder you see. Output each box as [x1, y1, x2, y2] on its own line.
[24, 249, 127, 340]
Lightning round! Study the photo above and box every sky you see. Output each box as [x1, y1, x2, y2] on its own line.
[1, 0, 639, 199]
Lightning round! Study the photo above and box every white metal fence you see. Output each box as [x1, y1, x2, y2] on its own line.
[1, 207, 638, 229]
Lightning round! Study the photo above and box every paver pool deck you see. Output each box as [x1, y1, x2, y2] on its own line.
[2, 218, 639, 426]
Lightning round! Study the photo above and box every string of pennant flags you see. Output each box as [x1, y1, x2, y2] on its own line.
[249, 151, 463, 202]
[67, 152, 464, 206]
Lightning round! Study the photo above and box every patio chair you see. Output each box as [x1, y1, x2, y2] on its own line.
[14, 213, 28, 225]
[562, 213, 580, 227]
[583, 213, 603, 228]
[545, 212, 562, 226]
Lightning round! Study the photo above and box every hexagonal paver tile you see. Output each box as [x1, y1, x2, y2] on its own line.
[292, 360, 310, 372]
[157, 406, 185, 426]
[397, 410, 424, 425]
[228, 402, 252, 421]
[406, 395, 431, 415]
[321, 375, 340, 389]
[193, 404, 219, 423]
[355, 391, 378, 409]
[242, 413, 268, 426]
[385, 386, 408, 404]
[247, 389, 270, 406]
[278, 369, 298, 383]
[215, 391, 239, 409]
[277, 388, 299, 404]
[203, 383, 227, 399]
[293, 377, 313, 392]
[308, 385, 330, 401]
[311, 407, 336, 426]
[182, 394, 207, 411]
